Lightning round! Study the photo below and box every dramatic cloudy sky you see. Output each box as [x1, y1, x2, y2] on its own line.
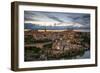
[24, 11, 90, 31]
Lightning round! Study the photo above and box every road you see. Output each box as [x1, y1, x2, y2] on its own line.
[25, 42, 52, 48]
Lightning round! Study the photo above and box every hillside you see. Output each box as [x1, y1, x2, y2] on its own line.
[24, 30, 90, 61]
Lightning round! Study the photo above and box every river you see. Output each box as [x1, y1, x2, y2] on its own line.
[71, 50, 90, 59]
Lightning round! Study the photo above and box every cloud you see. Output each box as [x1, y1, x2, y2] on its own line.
[24, 11, 90, 30]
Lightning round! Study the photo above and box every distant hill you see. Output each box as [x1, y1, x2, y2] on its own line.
[24, 23, 90, 32]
